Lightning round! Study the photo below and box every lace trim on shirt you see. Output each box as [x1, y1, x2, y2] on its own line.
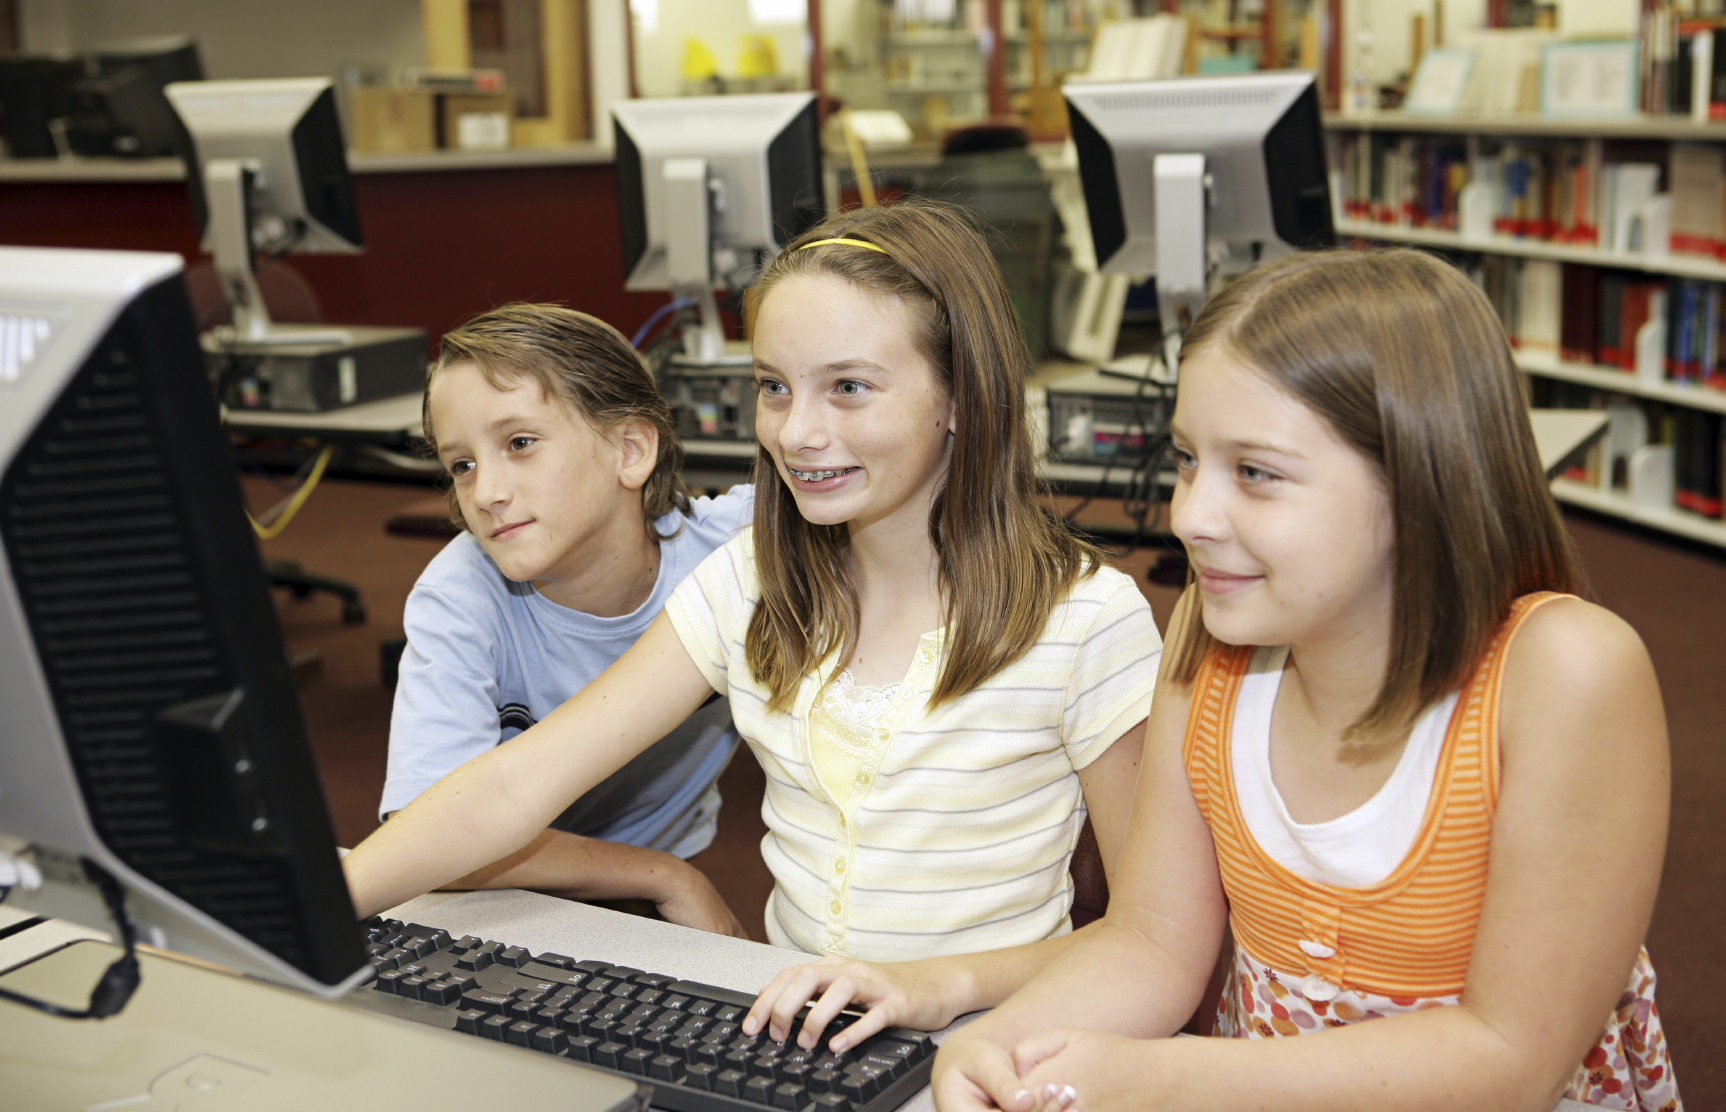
[817, 670, 902, 757]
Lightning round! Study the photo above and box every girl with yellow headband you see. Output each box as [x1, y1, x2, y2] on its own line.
[343, 201, 1162, 1042]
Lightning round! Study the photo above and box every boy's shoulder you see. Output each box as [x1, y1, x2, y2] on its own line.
[411, 530, 516, 603]
[663, 484, 755, 556]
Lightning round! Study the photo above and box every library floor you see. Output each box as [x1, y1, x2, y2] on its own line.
[254, 476, 1725, 1105]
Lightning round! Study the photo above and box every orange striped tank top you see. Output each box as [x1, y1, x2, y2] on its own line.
[1183, 593, 1681, 1109]
[1182, 595, 1568, 997]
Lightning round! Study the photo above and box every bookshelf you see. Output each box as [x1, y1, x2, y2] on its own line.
[1326, 112, 1726, 548]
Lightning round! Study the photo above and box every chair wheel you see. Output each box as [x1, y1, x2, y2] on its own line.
[342, 600, 367, 625]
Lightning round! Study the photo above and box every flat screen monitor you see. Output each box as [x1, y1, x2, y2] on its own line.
[1063, 71, 1334, 276]
[65, 35, 204, 159]
[1063, 71, 1333, 357]
[613, 91, 824, 294]
[165, 77, 362, 343]
[0, 245, 367, 999]
[0, 55, 86, 159]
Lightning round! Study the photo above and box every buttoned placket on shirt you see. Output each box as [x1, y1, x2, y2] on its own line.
[803, 629, 944, 955]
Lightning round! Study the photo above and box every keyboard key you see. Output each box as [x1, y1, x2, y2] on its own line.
[373, 968, 407, 994]
[480, 1014, 512, 1041]
[743, 1076, 776, 1104]
[838, 1073, 878, 1101]
[862, 1053, 907, 1078]
[427, 930, 454, 951]
[604, 966, 645, 981]
[498, 946, 531, 968]
[520, 962, 587, 987]
[779, 1062, 813, 1087]
[809, 1068, 841, 1093]
[717, 1005, 745, 1023]
[649, 1053, 686, 1082]
[810, 1094, 852, 1112]
[723, 1049, 754, 1071]
[572, 960, 612, 974]
[882, 1031, 936, 1061]
[692, 1043, 724, 1067]
[378, 947, 409, 969]
[636, 988, 664, 1006]
[621, 1048, 654, 1075]
[453, 1007, 488, 1036]
[773, 1082, 810, 1110]
[582, 1017, 619, 1040]
[714, 1069, 749, 1098]
[592, 1041, 628, 1070]
[633, 973, 674, 990]
[566, 1035, 601, 1062]
[422, 980, 462, 1006]
[586, 977, 616, 994]
[609, 982, 639, 999]
[460, 989, 516, 1015]
[684, 1062, 719, 1091]
[684, 998, 717, 1017]
[507, 1020, 539, 1047]
[535, 1006, 566, 1026]
[456, 950, 495, 972]
[532, 1028, 568, 1055]
[451, 935, 483, 953]
[534, 952, 575, 969]
[396, 974, 431, 1001]
[662, 993, 691, 1011]
[749, 1056, 780, 1079]
[668, 1036, 698, 1062]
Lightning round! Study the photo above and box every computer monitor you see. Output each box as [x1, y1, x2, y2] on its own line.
[1063, 71, 1334, 360]
[64, 35, 204, 159]
[613, 92, 824, 363]
[0, 246, 368, 1003]
[0, 55, 86, 159]
[164, 77, 363, 345]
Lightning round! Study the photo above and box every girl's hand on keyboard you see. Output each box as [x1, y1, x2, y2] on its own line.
[654, 862, 750, 939]
[929, 1032, 1033, 1112]
[743, 954, 965, 1051]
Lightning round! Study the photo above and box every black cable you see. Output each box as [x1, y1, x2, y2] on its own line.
[0, 859, 141, 1020]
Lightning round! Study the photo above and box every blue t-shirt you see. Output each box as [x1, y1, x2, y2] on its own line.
[381, 485, 755, 858]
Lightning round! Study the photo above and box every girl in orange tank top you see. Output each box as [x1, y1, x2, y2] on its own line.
[935, 249, 1680, 1112]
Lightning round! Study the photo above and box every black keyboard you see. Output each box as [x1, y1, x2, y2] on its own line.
[351, 918, 936, 1112]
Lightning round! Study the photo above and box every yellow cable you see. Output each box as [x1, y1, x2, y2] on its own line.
[247, 445, 334, 540]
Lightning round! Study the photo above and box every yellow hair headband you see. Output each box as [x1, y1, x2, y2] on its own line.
[799, 237, 888, 254]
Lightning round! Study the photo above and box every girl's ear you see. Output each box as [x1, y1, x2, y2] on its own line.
[613, 420, 660, 492]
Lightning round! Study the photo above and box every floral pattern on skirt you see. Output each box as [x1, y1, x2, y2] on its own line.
[1215, 943, 1680, 1111]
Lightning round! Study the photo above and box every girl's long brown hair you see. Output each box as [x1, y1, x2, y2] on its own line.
[1166, 248, 1582, 741]
[746, 201, 1100, 712]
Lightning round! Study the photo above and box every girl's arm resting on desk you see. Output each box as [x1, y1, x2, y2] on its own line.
[938, 597, 1670, 1112]
[744, 718, 1148, 1050]
[343, 612, 716, 919]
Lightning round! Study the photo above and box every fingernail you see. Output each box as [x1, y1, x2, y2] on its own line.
[1060, 1086, 1078, 1107]
[832, 1038, 847, 1051]
[1011, 1090, 1031, 1111]
[1043, 1084, 1061, 1102]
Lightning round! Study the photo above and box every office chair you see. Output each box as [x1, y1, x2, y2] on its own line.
[185, 259, 366, 626]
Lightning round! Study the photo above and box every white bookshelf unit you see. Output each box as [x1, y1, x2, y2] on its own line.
[1328, 112, 1726, 549]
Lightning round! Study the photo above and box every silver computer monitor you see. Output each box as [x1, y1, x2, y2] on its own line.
[612, 92, 824, 362]
[164, 77, 362, 344]
[1064, 71, 1334, 351]
[0, 246, 368, 1002]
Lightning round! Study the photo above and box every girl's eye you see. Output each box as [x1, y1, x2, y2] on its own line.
[449, 460, 474, 477]
[757, 379, 788, 397]
[1238, 462, 1274, 483]
[509, 436, 535, 452]
[836, 380, 866, 396]
[1172, 447, 1197, 470]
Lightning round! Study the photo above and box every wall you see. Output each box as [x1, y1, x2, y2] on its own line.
[0, 166, 668, 347]
[19, 0, 426, 83]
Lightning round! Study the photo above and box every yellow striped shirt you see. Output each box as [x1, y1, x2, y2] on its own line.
[665, 530, 1161, 960]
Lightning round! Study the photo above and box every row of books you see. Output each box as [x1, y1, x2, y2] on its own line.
[1468, 255, 1726, 387]
[1535, 380, 1725, 519]
[1333, 132, 1726, 261]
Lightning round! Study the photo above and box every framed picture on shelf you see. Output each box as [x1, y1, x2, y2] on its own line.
[1404, 48, 1475, 115]
[1540, 39, 1639, 119]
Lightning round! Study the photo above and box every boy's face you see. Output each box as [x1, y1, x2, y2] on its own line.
[429, 362, 650, 592]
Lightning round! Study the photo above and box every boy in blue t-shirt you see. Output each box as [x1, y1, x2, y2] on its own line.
[380, 303, 753, 935]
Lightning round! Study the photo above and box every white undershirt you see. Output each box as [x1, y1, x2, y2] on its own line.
[1232, 645, 1460, 889]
